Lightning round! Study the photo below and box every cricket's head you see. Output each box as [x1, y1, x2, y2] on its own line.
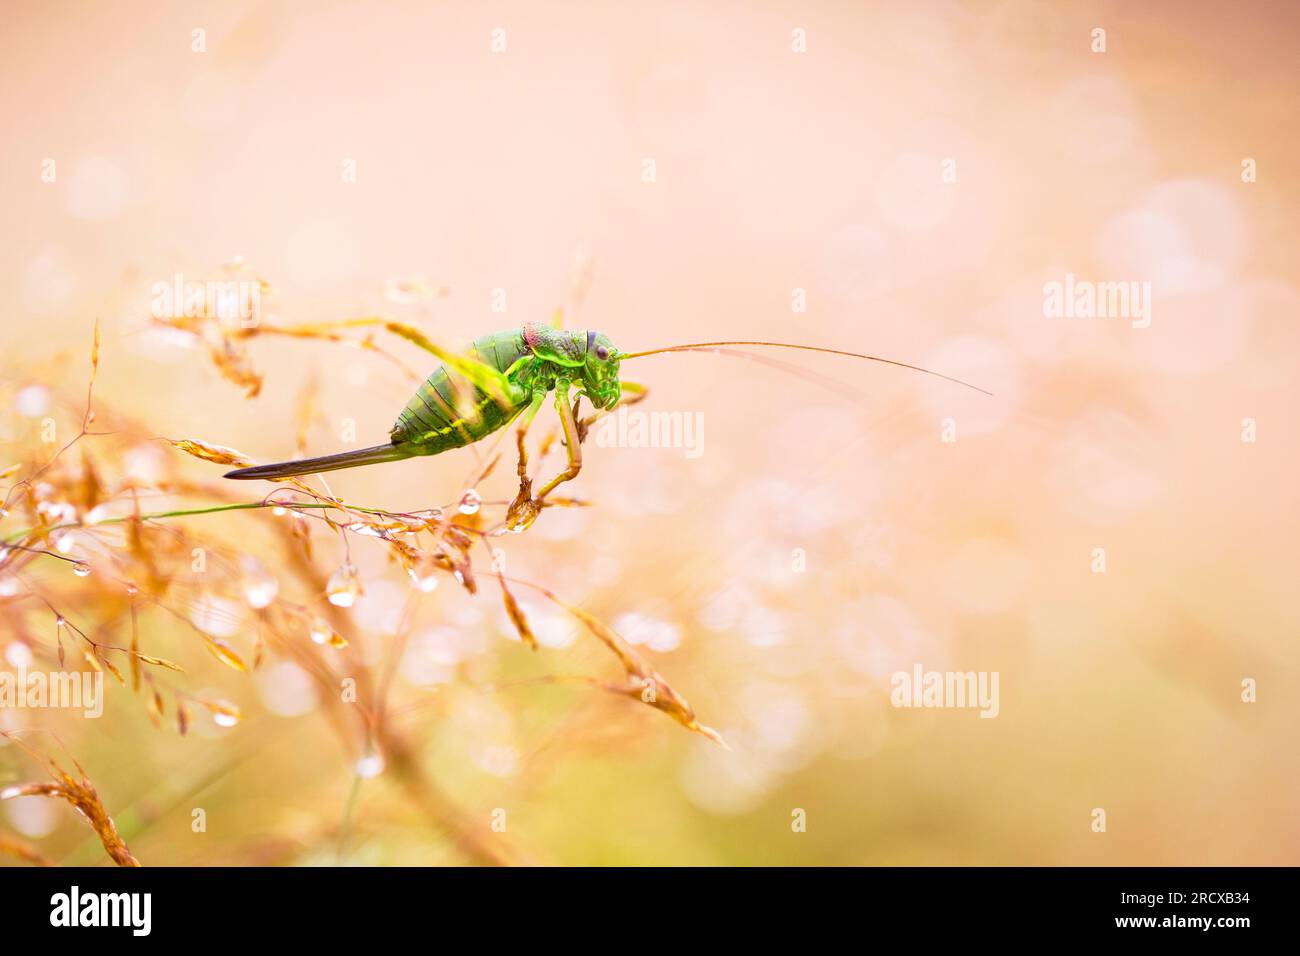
[580, 329, 621, 409]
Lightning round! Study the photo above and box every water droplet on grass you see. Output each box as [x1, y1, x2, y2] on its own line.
[355, 751, 385, 779]
[309, 619, 348, 648]
[326, 565, 361, 607]
[407, 567, 439, 593]
[240, 558, 278, 608]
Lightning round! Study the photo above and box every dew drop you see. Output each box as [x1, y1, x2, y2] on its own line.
[240, 559, 279, 609]
[85, 505, 111, 525]
[326, 564, 361, 608]
[355, 751, 385, 779]
[40, 502, 75, 523]
[72, 562, 91, 577]
[243, 578, 277, 609]
[406, 566, 439, 593]
[212, 712, 240, 728]
[458, 489, 482, 515]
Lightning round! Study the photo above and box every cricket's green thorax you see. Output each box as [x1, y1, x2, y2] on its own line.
[520, 325, 620, 410]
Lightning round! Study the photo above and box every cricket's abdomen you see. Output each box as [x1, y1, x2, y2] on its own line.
[390, 328, 531, 455]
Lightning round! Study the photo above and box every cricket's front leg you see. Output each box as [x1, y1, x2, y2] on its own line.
[535, 380, 583, 500]
[617, 381, 649, 406]
[505, 389, 547, 532]
[576, 380, 648, 444]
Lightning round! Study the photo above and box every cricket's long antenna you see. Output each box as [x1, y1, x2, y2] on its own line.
[617, 341, 993, 396]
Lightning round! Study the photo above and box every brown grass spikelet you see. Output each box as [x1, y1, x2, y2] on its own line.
[204, 637, 250, 672]
[0, 744, 141, 867]
[134, 653, 185, 672]
[495, 572, 537, 650]
[164, 438, 255, 467]
[196, 697, 242, 726]
[504, 578, 726, 746]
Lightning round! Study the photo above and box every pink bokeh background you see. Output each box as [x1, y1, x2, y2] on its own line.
[1, 1, 1296, 864]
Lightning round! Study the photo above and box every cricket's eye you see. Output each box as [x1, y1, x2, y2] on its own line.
[594, 345, 609, 361]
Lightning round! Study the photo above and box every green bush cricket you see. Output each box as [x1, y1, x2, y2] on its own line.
[224, 319, 990, 531]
